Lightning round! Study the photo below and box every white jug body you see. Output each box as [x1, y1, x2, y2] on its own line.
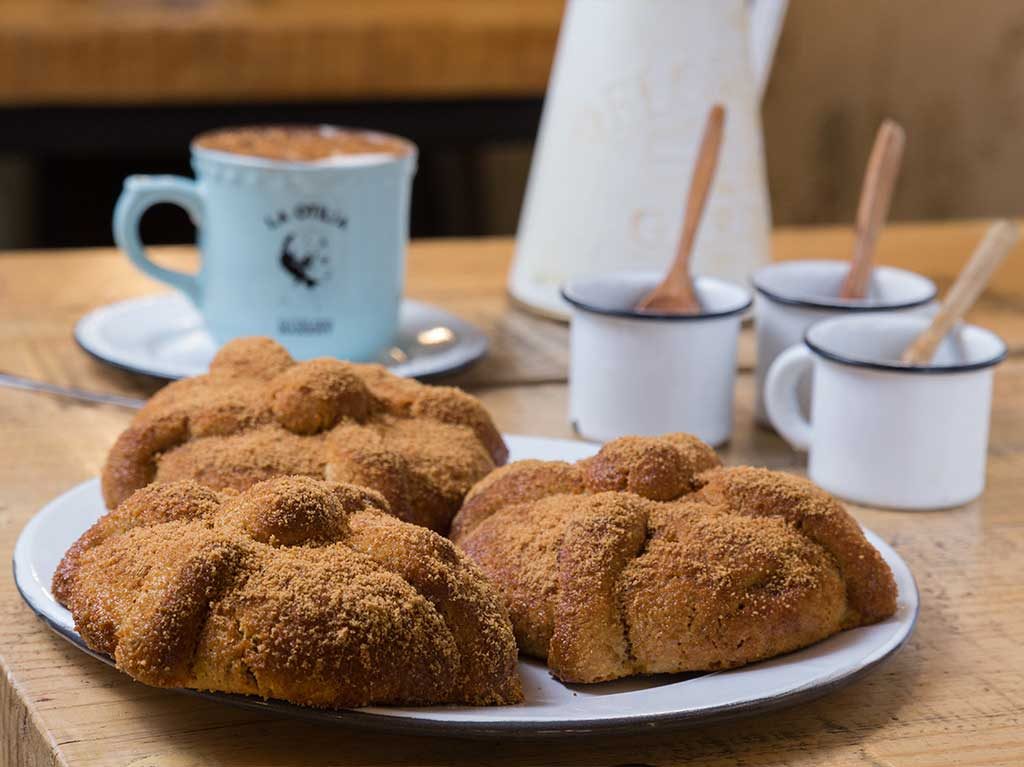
[511, 0, 786, 319]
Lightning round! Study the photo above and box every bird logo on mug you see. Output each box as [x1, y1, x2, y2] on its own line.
[279, 231, 332, 288]
[265, 202, 347, 291]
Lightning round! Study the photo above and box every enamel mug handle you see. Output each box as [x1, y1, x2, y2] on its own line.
[113, 175, 204, 304]
[765, 343, 813, 450]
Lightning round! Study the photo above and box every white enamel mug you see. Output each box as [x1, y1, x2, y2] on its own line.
[765, 314, 1006, 509]
[563, 272, 752, 446]
[753, 260, 936, 424]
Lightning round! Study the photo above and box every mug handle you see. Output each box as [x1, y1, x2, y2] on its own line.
[112, 175, 204, 304]
[765, 344, 814, 450]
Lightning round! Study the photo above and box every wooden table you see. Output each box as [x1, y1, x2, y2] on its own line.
[2, 220, 1023, 766]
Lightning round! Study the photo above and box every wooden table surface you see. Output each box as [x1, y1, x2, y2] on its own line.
[1, 221, 1023, 766]
[0, 0, 563, 105]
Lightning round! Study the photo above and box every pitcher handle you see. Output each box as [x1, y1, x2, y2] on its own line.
[746, 0, 789, 100]
[113, 175, 204, 305]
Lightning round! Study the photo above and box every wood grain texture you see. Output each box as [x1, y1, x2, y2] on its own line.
[765, 0, 1024, 225]
[5, 1, 1024, 233]
[0, 0, 564, 105]
[1, 222, 1024, 766]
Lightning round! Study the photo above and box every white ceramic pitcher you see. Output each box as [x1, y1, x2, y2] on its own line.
[511, 0, 788, 319]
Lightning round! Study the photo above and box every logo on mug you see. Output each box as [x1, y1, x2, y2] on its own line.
[265, 203, 347, 290]
[280, 232, 331, 288]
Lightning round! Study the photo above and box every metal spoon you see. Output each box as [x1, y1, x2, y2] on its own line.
[0, 372, 146, 409]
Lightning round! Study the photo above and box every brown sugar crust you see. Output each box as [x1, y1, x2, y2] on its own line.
[102, 337, 507, 533]
[53, 477, 522, 708]
[452, 434, 720, 542]
[450, 434, 898, 684]
[690, 466, 898, 627]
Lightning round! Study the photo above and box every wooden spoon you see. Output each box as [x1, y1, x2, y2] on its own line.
[635, 104, 726, 314]
[901, 220, 1019, 365]
[838, 119, 907, 299]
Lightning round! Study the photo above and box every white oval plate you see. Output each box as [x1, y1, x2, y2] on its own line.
[75, 293, 488, 381]
[14, 435, 918, 738]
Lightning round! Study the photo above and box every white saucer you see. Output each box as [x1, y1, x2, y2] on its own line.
[75, 293, 488, 380]
[13, 435, 918, 738]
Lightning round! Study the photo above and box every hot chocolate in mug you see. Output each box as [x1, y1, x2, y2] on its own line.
[113, 125, 417, 361]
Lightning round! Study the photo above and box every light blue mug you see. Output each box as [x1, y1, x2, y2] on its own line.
[113, 126, 417, 361]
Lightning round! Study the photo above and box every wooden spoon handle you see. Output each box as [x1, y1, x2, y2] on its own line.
[839, 119, 907, 299]
[901, 220, 1020, 365]
[663, 104, 726, 288]
[635, 104, 726, 314]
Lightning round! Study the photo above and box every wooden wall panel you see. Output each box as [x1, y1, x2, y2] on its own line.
[764, 0, 1024, 225]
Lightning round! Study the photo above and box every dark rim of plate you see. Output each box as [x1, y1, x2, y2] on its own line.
[13, 556, 919, 740]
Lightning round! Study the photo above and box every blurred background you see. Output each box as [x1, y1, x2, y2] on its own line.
[0, 0, 1021, 249]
